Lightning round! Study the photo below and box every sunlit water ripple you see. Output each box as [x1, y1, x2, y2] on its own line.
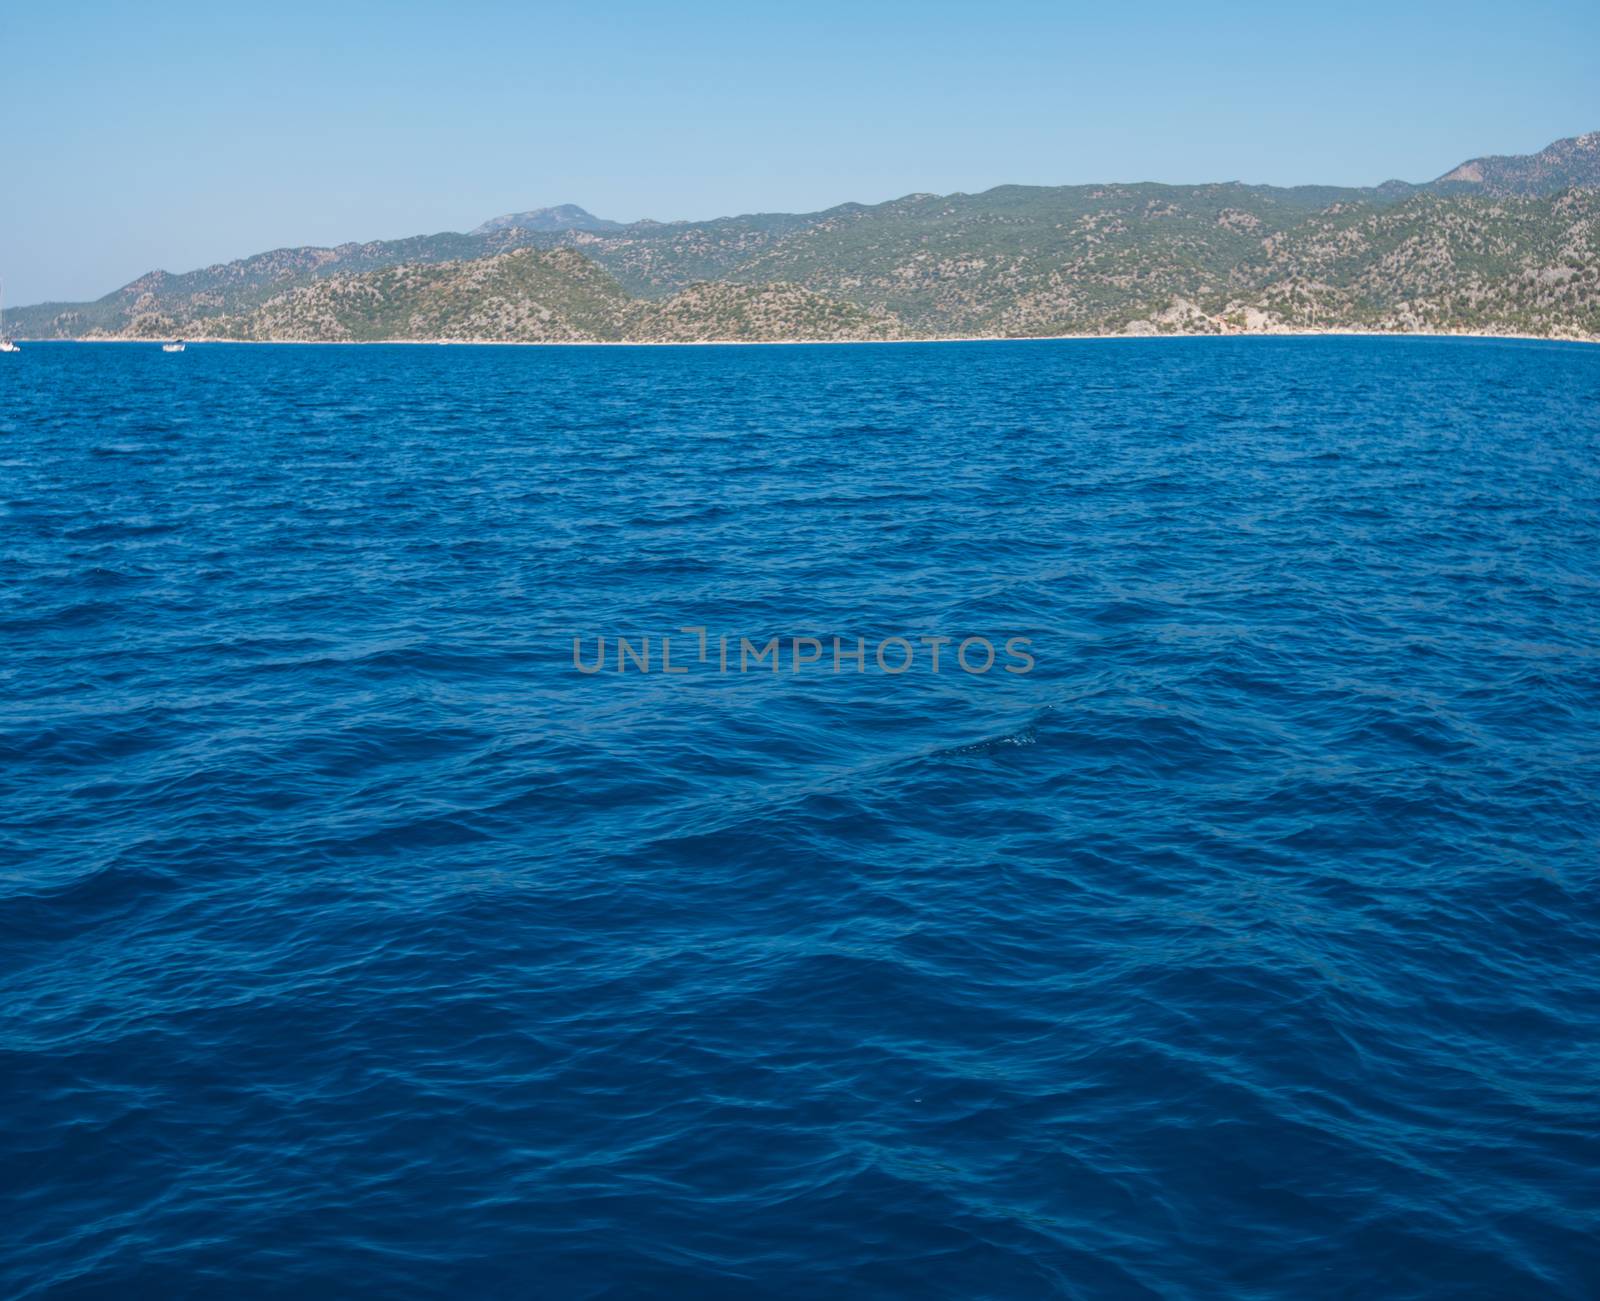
[2, 338, 1597, 1297]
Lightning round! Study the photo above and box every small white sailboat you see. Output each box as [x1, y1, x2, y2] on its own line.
[162, 340, 186, 353]
[0, 279, 18, 352]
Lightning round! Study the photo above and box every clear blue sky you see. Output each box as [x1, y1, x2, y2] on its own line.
[4, 0, 1597, 306]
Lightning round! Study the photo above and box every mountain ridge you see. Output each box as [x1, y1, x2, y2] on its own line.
[11, 133, 1598, 343]
[1431, 132, 1600, 196]
[469, 204, 623, 236]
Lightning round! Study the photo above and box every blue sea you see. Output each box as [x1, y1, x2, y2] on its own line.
[2, 337, 1598, 1298]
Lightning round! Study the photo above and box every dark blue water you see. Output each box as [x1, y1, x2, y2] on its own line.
[3, 338, 1598, 1298]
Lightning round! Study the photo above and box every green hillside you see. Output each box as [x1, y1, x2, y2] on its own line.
[10, 134, 1599, 344]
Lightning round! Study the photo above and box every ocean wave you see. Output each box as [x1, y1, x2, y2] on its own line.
[1, 338, 1597, 1297]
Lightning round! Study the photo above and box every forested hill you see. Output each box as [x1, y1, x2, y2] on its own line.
[12, 133, 1599, 343]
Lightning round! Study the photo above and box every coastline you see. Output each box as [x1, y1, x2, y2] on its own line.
[20, 327, 1598, 348]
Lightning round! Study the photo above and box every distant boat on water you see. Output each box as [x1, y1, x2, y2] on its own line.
[0, 279, 18, 352]
[162, 340, 186, 353]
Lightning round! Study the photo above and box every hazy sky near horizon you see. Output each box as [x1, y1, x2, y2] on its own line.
[3, 1, 1598, 305]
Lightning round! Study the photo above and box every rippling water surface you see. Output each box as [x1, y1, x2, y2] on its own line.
[3, 338, 1598, 1297]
